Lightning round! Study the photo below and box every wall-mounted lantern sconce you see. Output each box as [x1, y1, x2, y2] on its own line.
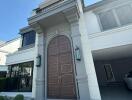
[36, 55, 41, 67]
[75, 46, 81, 61]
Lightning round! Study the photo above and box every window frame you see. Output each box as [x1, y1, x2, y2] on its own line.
[96, 3, 132, 31]
[97, 9, 119, 31]
[115, 4, 132, 26]
[9, 61, 34, 92]
[104, 64, 115, 82]
[22, 31, 36, 47]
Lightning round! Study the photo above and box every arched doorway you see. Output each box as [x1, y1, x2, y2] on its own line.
[47, 35, 77, 99]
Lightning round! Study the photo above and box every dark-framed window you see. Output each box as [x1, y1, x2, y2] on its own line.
[8, 61, 34, 92]
[104, 64, 115, 82]
[22, 31, 36, 47]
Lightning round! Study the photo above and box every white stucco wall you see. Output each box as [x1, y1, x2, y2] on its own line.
[0, 38, 20, 53]
[0, 38, 21, 65]
[84, 8, 132, 51]
[89, 24, 132, 50]
[0, 52, 7, 65]
[84, 11, 101, 35]
[6, 47, 35, 65]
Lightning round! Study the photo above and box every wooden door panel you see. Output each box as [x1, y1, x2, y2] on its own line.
[59, 53, 72, 64]
[61, 74, 74, 85]
[48, 68, 58, 74]
[60, 85, 76, 98]
[48, 85, 59, 98]
[48, 47, 58, 55]
[48, 76, 59, 84]
[48, 56, 58, 64]
[48, 64, 58, 73]
[59, 43, 71, 53]
[61, 64, 73, 73]
[47, 36, 77, 99]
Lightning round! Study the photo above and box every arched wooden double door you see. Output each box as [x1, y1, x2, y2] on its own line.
[47, 35, 77, 99]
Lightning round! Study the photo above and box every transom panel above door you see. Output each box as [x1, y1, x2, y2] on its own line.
[47, 35, 77, 99]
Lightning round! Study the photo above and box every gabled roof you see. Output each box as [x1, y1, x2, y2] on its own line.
[0, 37, 20, 48]
[0, 40, 5, 46]
[0, 40, 4, 44]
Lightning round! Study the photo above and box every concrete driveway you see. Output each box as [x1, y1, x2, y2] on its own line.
[100, 86, 132, 100]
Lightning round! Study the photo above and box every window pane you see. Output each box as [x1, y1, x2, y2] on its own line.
[8, 61, 34, 92]
[99, 10, 118, 31]
[116, 5, 132, 25]
[104, 64, 115, 81]
[22, 31, 36, 47]
[22, 34, 29, 46]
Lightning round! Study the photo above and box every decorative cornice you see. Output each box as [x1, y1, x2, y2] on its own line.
[28, 0, 76, 25]
[30, 22, 44, 34]
[19, 26, 34, 35]
[63, 6, 79, 23]
[36, 0, 75, 14]
[39, 0, 61, 9]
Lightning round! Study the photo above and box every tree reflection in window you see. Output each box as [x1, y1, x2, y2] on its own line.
[9, 61, 34, 92]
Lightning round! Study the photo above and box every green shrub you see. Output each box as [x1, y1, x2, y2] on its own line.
[14, 94, 24, 100]
[0, 78, 6, 92]
[0, 77, 19, 91]
[3, 96, 9, 100]
[6, 77, 19, 91]
[0, 77, 20, 92]
[0, 96, 4, 100]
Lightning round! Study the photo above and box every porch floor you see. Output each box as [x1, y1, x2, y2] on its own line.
[100, 86, 132, 100]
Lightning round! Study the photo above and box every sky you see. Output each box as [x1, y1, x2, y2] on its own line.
[0, 0, 101, 41]
[84, 0, 102, 6]
[0, 0, 42, 41]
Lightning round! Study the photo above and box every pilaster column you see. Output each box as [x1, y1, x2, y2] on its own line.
[63, 3, 101, 100]
[30, 23, 45, 100]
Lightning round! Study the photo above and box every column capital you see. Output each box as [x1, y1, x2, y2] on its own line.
[30, 22, 44, 34]
[63, 6, 79, 24]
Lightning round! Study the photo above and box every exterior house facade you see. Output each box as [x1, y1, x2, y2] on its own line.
[0, 38, 20, 79]
[4, 0, 132, 100]
[0, 38, 20, 65]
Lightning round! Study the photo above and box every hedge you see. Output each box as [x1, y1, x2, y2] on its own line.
[0, 96, 5, 100]
[0, 77, 19, 92]
[0, 78, 6, 91]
